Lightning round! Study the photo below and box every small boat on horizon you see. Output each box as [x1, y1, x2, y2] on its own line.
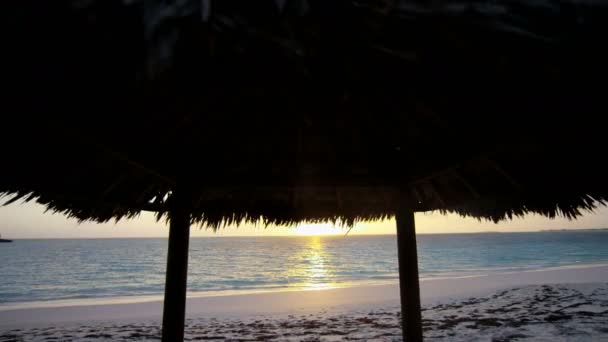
[0, 234, 12, 243]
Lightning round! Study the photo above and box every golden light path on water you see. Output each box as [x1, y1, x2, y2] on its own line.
[288, 235, 339, 290]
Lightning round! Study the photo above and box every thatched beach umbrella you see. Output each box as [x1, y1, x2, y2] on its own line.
[2, 0, 608, 340]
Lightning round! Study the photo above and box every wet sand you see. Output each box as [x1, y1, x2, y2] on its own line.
[1, 265, 607, 341]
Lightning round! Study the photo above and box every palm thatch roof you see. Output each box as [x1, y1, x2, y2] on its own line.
[2, 0, 608, 228]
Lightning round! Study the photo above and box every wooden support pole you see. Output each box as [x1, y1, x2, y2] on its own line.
[161, 194, 191, 342]
[396, 206, 423, 341]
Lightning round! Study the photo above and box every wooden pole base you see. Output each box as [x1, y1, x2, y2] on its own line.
[161, 202, 191, 342]
[396, 207, 423, 341]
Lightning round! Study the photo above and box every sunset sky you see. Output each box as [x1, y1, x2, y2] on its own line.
[1, 201, 607, 238]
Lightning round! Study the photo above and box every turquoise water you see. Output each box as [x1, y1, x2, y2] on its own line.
[1, 231, 608, 306]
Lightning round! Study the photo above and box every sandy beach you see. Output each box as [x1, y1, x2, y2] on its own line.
[1, 264, 607, 341]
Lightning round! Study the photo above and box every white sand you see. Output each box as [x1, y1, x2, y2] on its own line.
[1, 264, 607, 340]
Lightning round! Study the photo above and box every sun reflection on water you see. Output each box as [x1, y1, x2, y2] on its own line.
[288, 236, 338, 290]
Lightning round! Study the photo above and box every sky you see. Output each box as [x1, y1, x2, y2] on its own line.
[1, 201, 607, 239]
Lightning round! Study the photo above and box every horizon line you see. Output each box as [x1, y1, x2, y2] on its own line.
[6, 227, 608, 240]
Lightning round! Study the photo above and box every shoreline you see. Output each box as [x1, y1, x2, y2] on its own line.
[1, 264, 607, 329]
[2, 261, 607, 312]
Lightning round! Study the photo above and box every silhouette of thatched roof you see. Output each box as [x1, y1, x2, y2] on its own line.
[2, 0, 608, 228]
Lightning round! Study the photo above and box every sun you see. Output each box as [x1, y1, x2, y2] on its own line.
[293, 223, 343, 236]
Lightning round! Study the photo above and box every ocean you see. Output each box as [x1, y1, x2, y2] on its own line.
[1, 231, 608, 307]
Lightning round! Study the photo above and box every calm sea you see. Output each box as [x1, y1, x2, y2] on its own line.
[1, 231, 608, 307]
